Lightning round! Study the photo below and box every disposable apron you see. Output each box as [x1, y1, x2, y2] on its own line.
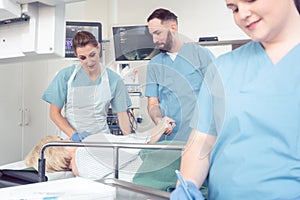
[63, 64, 112, 136]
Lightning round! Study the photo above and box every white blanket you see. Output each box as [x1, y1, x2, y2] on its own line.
[0, 177, 116, 199]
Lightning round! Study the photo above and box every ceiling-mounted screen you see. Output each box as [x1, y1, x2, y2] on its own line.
[112, 25, 159, 62]
[65, 21, 102, 58]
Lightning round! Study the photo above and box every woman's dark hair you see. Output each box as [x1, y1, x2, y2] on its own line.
[72, 31, 98, 55]
[147, 8, 178, 24]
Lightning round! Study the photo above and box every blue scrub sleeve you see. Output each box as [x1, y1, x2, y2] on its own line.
[190, 61, 224, 136]
[145, 63, 159, 97]
[110, 78, 132, 113]
[42, 66, 75, 108]
[190, 81, 215, 135]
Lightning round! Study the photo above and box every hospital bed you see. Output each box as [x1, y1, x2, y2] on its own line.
[0, 141, 185, 199]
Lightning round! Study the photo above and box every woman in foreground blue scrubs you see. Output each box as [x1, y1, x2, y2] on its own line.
[171, 0, 300, 199]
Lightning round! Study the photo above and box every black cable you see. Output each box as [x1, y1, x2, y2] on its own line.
[127, 108, 137, 133]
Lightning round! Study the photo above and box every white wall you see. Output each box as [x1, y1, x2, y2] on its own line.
[37, 0, 251, 133]
[64, 0, 249, 72]
[115, 0, 248, 41]
[1, 0, 249, 137]
[65, 0, 248, 42]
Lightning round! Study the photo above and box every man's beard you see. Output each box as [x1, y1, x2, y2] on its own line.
[158, 31, 173, 53]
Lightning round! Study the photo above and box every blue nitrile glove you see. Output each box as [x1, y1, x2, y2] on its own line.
[71, 131, 92, 142]
[170, 181, 205, 200]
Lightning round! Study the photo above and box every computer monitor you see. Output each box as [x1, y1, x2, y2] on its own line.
[65, 21, 102, 58]
[112, 25, 158, 62]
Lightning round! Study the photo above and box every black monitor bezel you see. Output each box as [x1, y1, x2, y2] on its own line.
[65, 21, 102, 58]
[112, 25, 158, 62]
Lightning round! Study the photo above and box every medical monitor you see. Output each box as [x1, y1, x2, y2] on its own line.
[112, 25, 159, 62]
[65, 21, 102, 58]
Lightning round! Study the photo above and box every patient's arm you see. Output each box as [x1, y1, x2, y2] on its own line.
[145, 118, 170, 144]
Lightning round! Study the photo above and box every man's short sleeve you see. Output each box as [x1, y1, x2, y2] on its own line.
[145, 62, 159, 97]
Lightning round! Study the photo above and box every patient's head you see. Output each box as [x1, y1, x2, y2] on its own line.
[25, 135, 72, 172]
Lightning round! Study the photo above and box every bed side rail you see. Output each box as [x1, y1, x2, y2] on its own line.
[38, 142, 185, 182]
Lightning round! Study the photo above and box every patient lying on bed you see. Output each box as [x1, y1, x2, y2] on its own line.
[25, 118, 177, 182]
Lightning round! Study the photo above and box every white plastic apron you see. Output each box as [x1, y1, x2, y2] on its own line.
[64, 64, 112, 136]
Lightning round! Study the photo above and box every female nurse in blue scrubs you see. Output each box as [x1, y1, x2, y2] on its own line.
[42, 31, 132, 142]
[171, 0, 300, 199]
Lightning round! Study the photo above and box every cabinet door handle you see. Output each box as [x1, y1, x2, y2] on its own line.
[24, 108, 30, 126]
[18, 108, 23, 126]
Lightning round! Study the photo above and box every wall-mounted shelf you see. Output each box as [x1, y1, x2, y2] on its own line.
[198, 39, 251, 50]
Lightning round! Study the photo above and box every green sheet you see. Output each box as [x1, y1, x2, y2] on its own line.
[132, 141, 208, 198]
[132, 141, 183, 192]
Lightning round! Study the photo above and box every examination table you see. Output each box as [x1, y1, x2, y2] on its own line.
[0, 141, 184, 199]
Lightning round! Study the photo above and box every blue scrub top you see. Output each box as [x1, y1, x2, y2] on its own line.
[42, 65, 131, 113]
[146, 43, 215, 141]
[192, 41, 300, 199]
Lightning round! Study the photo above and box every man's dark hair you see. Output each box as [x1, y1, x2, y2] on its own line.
[147, 8, 178, 24]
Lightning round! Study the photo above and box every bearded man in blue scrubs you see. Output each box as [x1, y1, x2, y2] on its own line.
[145, 8, 215, 141]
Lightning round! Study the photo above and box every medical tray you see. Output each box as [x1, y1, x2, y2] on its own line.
[98, 178, 170, 200]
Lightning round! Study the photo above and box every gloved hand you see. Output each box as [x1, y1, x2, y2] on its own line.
[71, 131, 92, 142]
[170, 181, 205, 200]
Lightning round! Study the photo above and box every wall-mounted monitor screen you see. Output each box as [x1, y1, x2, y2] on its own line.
[65, 21, 102, 58]
[112, 25, 159, 62]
